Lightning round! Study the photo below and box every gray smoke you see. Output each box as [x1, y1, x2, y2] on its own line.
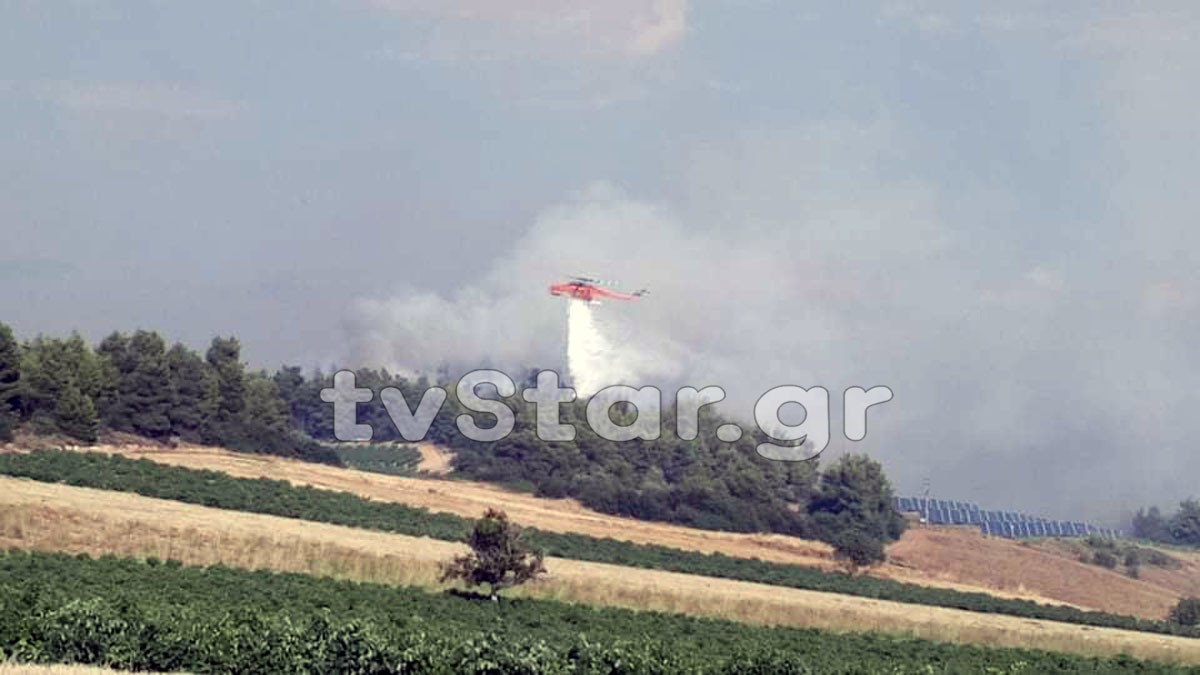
[346, 10, 1200, 525]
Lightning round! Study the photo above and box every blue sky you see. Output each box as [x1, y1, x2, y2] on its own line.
[3, 2, 1198, 521]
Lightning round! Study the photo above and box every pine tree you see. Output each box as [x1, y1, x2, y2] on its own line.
[62, 333, 104, 402]
[18, 334, 103, 434]
[1169, 500, 1200, 547]
[96, 332, 134, 431]
[244, 373, 290, 435]
[123, 331, 173, 439]
[807, 454, 906, 569]
[166, 343, 219, 442]
[55, 382, 99, 443]
[237, 372, 293, 452]
[206, 336, 245, 442]
[0, 322, 20, 441]
[1132, 506, 1172, 543]
[19, 336, 60, 418]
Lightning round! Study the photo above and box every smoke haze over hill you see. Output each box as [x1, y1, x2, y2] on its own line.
[4, 4, 1200, 524]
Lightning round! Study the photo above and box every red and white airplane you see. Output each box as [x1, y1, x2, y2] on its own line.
[549, 276, 648, 305]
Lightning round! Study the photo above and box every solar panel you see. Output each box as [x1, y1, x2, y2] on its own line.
[898, 496, 1117, 542]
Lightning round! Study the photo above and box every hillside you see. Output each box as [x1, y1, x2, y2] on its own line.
[3, 476, 1199, 665]
[15, 439, 1200, 621]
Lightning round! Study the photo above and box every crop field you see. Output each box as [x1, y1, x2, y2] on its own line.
[3, 449, 1197, 639]
[5, 448, 1198, 637]
[29, 441, 1194, 618]
[3, 551, 1199, 673]
[3, 477, 1200, 666]
[333, 443, 423, 476]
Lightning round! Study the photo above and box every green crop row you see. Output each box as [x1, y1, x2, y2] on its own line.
[0, 551, 1186, 674]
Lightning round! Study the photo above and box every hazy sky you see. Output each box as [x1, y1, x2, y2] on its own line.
[3, 2, 1198, 523]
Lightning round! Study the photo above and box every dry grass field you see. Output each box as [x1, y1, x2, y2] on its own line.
[414, 442, 454, 475]
[888, 527, 1196, 620]
[2, 476, 1200, 665]
[35, 441, 1200, 619]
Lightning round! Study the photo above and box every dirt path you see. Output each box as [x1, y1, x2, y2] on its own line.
[414, 442, 454, 475]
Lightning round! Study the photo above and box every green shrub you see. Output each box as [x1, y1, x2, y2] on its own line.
[1170, 597, 1200, 627]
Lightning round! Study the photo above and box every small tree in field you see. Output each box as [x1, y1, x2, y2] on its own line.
[440, 508, 546, 600]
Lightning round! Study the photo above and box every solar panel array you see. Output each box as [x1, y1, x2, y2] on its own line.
[892, 497, 1121, 540]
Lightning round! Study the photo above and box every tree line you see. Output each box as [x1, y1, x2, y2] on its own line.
[280, 365, 906, 560]
[0, 322, 336, 464]
[0, 321, 903, 559]
[1131, 501, 1200, 548]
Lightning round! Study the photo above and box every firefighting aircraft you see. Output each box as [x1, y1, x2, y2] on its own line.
[549, 276, 648, 305]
